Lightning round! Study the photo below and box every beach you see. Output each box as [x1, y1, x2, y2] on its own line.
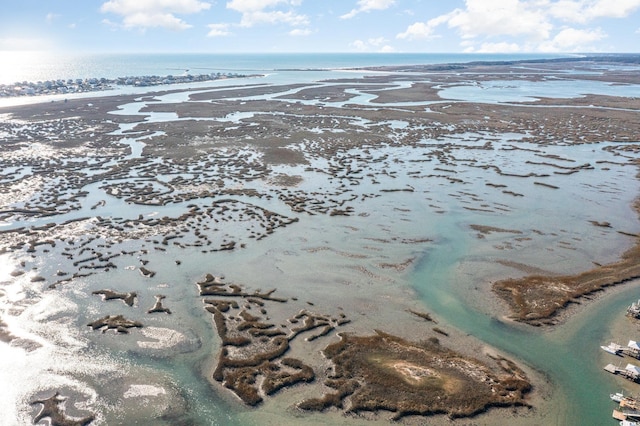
[1, 56, 640, 425]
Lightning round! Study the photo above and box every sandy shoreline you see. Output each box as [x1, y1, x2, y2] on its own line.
[1, 57, 640, 424]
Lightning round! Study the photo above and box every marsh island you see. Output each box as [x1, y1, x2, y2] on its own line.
[1, 56, 640, 425]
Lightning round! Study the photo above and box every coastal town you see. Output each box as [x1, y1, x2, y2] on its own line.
[0, 71, 252, 98]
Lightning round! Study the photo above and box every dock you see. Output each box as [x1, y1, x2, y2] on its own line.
[601, 340, 640, 359]
[607, 300, 640, 422]
[614, 408, 640, 422]
[612, 391, 640, 423]
[604, 363, 640, 382]
[628, 341, 640, 359]
[627, 299, 640, 319]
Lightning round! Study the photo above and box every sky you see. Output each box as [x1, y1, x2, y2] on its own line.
[1, 0, 640, 54]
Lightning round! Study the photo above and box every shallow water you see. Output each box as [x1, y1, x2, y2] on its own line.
[411, 234, 626, 425]
[439, 78, 640, 103]
[0, 52, 567, 85]
[2, 61, 640, 425]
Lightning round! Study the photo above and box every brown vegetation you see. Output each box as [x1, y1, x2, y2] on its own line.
[31, 392, 95, 426]
[201, 275, 349, 406]
[87, 315, 142, 333]
[493, 202, 640, 325]
[91, 289, 137, 306]
[298, 330, 530, 420]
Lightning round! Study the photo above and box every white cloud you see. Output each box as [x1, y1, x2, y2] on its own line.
[207, 23, 232, 37]
[289, 28, 312, 36]
[445, 0, 552, 41]
[341, 0, 395, 19]
[368, 36, 387, 46]
[101, 0, 211, 15]
[397, 0, 553, 45]
[350, 37, 394, 52]
[396, 0, 630, 52]
[100, 0, 210, 30]
[239, 10, 308, 27]
[396, 15, 449, 40]
[474, 41, 522, 53]
[102, 19, 119, 30]
[351, 39, 367, 50]
[226, 0, 308, 27]
[125, 12, 193, 30]
[226, 0, 289, 13]
[46, 13, 60, 23]
[546, 0, 585, 22]
[396, 22, 434, 40]
[555, 27, 606, 46]
[592, 0, 640, 18]
[538, 27, 607, 51]
[549, 0, 640, 23]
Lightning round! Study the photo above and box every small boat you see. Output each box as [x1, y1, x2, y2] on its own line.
[613, 392, 627, 403]
[620, 420, 639, 426]
[603, 343, 624, 355]
[627, 299, 640, 318]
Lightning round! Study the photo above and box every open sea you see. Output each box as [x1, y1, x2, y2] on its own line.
[1, 52, 640, 425]
[0, 51, 571, 85]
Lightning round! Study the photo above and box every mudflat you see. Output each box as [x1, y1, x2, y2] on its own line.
[1, 57, 639, 425]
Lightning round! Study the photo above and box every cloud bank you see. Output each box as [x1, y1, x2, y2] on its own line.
[341, 0, 396, 19]
[397, 0, 640, 52]
[100, 0, 211, 30]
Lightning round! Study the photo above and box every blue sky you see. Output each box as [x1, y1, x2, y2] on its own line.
[1, 0, 640, 53]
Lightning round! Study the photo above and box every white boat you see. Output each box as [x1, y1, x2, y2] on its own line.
[603, 343, 624, 355]
[613, 392, 626, 403]
[620, 420, 639, 426]
[627, 299, 640, 318]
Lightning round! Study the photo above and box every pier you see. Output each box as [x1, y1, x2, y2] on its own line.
[604, 363, 640, 382]
[628, 341, 640, 359]
[606, 303, 640, 423]
[601, 340, 640, 359]
[627, 299, 640, 319]
[612, 394, 640, 423]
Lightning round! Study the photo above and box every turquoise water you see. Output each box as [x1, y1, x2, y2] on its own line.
[410, 221, 628, 425]
[398, 135, 640, 424]
[439, 78, 640, 103]
[1, 52, 567, 85]
[2, 55, 640, 425]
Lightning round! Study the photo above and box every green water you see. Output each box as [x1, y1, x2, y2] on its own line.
[411, 210, 636, 425]
[4, 62, 640, 425]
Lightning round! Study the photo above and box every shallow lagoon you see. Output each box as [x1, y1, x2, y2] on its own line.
[1, 60, 640, 425]
[439, 78, 640, 103]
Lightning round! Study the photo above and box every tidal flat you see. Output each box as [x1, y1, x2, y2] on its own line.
[1, 57, 640, 425]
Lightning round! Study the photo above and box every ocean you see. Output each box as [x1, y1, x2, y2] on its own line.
[0, 51, 568, 85]
[1, 52, 640, 425]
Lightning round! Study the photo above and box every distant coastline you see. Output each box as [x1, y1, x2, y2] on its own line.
[360, 54, 640, 72]
[0, 52, 568, 87]
[3, 53, 638, 101]
[0, 71, 257, 99]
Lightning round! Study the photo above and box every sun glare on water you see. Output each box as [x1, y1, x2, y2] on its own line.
[0, 253, 14, 282]
[0, 252, 115, 424]
[0, 50, 57, 85]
